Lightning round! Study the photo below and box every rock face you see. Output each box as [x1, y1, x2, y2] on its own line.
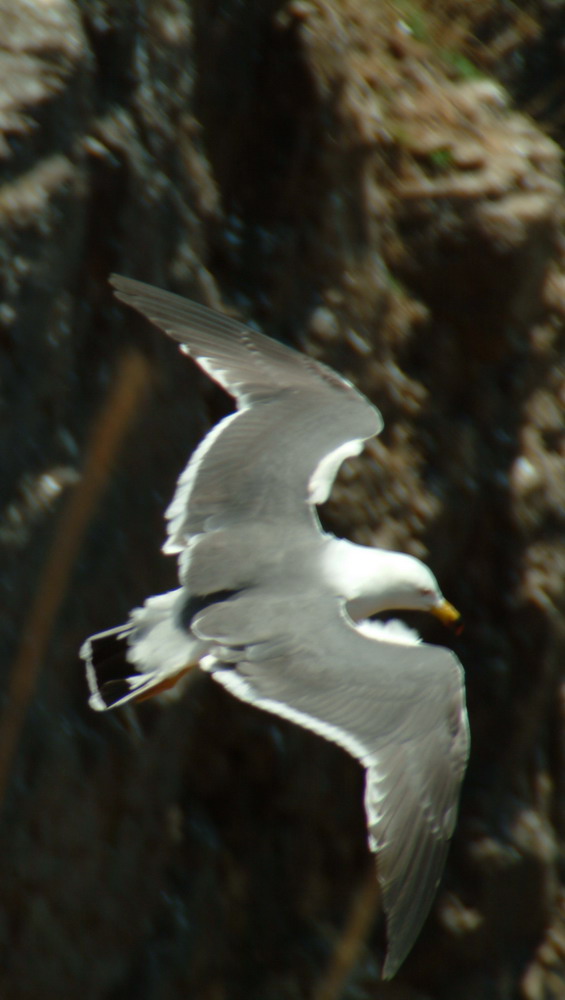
[0, 2, 564, 998]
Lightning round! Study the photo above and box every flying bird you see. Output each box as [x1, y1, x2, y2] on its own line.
[81, 275, 469, 978]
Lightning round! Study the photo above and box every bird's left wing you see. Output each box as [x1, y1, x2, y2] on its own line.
[192, 592, 469, 979]
[109, 276, 382, 547]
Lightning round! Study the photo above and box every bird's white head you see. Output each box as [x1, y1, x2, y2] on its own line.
[341, 544, 461, 628]
[383, 552, 460, 624]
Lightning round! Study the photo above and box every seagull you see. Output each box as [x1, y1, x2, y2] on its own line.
[81, 275, 469, 979]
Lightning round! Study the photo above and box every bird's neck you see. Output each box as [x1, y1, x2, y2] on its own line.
[323, 538, 409, 619]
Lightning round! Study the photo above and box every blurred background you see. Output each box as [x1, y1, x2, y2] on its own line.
[0, 1, 564, 997]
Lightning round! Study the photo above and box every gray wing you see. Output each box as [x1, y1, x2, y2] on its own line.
[192, 593, 469, 979]
[110, 276, 382, 549]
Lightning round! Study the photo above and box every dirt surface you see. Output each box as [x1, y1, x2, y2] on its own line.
[0, 2, 564, 998]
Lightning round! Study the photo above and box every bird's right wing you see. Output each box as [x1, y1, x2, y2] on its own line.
[192, 592, 469, 979]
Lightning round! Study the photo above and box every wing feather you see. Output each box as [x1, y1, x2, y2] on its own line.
[110, 276, 382, 549]
[193, 593, 469, 979]
[110, 274, 376, 403]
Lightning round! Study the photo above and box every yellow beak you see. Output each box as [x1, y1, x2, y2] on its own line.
[431, 599, 462, 631]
